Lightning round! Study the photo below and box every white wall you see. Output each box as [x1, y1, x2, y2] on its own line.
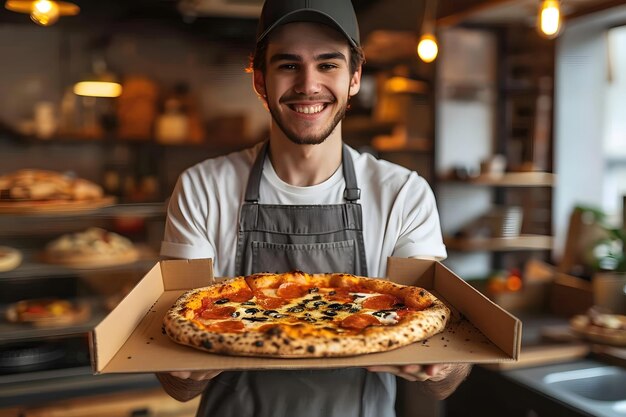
[436, 28, 497, 279]
[554, 4, 626, 258]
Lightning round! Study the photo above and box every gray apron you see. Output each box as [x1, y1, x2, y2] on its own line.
[196, 142, 396, 417]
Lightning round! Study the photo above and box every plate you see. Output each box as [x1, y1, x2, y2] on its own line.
[570, 314, 626, 347]
[0, 196, 116, 214]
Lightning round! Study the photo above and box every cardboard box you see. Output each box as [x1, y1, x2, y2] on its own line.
[90, 258, 521, 374]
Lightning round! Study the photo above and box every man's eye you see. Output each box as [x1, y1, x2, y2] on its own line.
[320, 64, 339, 70]
[279, 64, 298, 70]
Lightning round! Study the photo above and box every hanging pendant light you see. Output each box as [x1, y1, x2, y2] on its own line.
[5, 0, 79, 27]
[418, 0, 439, 63]
[73, 58, 123, 98]
[537, 0, 563, 39]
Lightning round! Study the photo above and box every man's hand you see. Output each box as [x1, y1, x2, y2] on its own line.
[367, 364, 452, 382]
[156, 370, 223, 402]
[169, 370, 222, 381]
[367, 363, 472, 399]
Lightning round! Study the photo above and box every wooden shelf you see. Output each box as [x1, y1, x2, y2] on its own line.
[444, 235, 553, 252]
[440, 172, 556, 187]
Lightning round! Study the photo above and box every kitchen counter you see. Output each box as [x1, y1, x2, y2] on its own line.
[444, 313, 625, 417]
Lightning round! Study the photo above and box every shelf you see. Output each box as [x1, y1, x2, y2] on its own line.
[0, 202, 166, 220]
[0, 246, 158, 280]
[444, 235, 554, 252]
[439, 172, 556, 187]
[0, 297, 107, 343]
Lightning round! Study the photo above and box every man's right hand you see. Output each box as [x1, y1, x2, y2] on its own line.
[157, 371, 223, 401]
[169, 370, 222, 381]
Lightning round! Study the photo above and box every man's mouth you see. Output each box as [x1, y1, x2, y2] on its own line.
[289, 103, 327, 114]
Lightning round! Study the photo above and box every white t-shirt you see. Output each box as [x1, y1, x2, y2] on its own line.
[161, 142, 446, 277]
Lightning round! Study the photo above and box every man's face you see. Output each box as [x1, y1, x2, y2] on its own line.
[254, 22, 361, 145]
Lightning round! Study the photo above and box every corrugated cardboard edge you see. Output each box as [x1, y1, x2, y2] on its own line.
[387, 257, 521, 361]
[90, 258, 214, 373]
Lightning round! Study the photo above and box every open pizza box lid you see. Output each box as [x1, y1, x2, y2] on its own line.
[90, 258, 521, 374]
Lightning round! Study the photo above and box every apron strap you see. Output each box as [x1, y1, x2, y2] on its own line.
[244, 141, 270, 203]
[243, 142, 361, 203]
[341, 144, 361, 202]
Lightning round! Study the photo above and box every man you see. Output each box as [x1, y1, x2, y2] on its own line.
[158, 0, 471, 415]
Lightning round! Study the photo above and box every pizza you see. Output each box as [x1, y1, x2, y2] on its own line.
[5, 298, 91, 327]
[0, 169, 103, 202]
[0, 246, 22, 272]
[570, 308, 626, 346]
[163, 271, 450, 358]
[43, 228, 139, 268]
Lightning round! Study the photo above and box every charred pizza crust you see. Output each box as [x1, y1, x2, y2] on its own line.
[163, 272, 450, 358]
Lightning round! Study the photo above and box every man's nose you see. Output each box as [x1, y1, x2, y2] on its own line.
[294, 67, 322, 95]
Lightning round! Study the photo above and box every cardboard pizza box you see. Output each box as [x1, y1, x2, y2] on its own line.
[90, 258, 521, 374]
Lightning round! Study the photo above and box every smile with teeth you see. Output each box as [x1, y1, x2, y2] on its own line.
[290, 104, 326, 114]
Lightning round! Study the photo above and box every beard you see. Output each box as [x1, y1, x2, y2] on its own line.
[267, 95, 348, 145]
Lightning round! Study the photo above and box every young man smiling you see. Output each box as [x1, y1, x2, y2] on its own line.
[158, 0, 471, 415]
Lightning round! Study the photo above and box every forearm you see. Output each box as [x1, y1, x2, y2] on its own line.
[418, 363, 472, 400]
[156, 373, 210, 402]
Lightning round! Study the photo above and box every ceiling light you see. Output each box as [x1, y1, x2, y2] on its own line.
[418, 0, 439, 63]
[538, 0, 562, 38]
[5, 0, 79, 26]
[417, 34, 438, 63]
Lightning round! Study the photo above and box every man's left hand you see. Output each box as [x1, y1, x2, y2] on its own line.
[366, 364, 454, 382]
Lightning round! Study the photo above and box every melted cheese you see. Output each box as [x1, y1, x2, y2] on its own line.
[195, 288, 401, 332]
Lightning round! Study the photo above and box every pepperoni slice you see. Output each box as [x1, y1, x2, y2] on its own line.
[256, 296, 287, 309]
[276, 282, 307, 299]
[201, 297, 212, 308]
[228, 288, 254, 302]
[206, 320, 245, 333]
[200, 306, 236, 319]
[327, 288, 353, 303]
[362, 294, 398, 310]
[340, 313, 380, 330]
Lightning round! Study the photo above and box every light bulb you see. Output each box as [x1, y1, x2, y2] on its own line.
[417, 33, 438, 63]
[30, 0, 60, 26]
[538, 0, 562, 38]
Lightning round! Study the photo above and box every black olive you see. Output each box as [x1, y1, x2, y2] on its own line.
[263, 310, 278, 316]
[392, 303, 406, 309]
[202, 340, 213, 349]
[241, 301, 256, 306]
[215, 298, 230, 304]
[349, 308, 360, 313]
[307, 345, 315, 353]
[323, 310, 337, 316]
[321, 316, 334, 321]
[243, 317, 268, 322]
[308, 287, 319, 293]
[340, 303, 354, 311]
[352, 294, 365, 299]
[254, 341, 264, 347]
[245, 308, 260, 314]
[313, 300, 327, 307]
[327, 303, 342, 310]
[302, 317, 317, 323]
[287, 306, 304, 313]
[329, 291, 336, 296]
[311, 295, 322, 301]
[231, 311, 240, 318]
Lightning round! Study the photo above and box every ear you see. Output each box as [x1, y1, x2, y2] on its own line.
[348, 66, 362, 97]
[253, 70, 266, 99]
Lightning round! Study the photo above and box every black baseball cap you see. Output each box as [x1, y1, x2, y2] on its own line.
[256, 0, 360, 48]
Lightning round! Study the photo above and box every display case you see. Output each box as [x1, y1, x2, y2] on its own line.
[0, 202, 166, 410]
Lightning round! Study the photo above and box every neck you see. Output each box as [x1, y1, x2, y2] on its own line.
[268, 127, 343, 187]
